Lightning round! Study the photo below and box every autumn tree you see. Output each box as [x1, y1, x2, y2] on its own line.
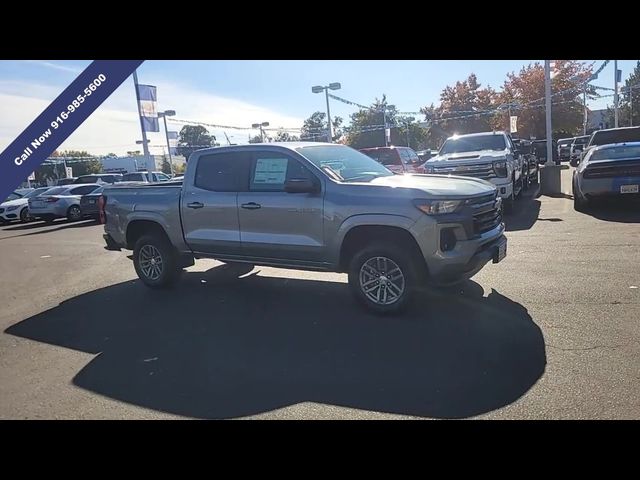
[420, 74, 497, 146]
[494, 61, 596, 139]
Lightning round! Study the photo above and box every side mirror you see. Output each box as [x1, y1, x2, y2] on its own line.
[284, 178, 318, 193]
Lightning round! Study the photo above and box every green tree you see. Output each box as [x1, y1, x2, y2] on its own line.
[300, 111, 343, 142]
[602, 60, 640, 128]
[55, 150, 102, 177]
[161, 156, 172, 174]
[177, 125, 215, 160]
[493, 61, 596, 139]
[274, 129, 300, 142]
[345, 95, 404, 149]
[248, 135, 262, 144]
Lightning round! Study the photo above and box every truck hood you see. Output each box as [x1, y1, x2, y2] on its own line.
[0, 198, 27, 208]
[428, 149, 508, 165]
[369, 173, 496, 197]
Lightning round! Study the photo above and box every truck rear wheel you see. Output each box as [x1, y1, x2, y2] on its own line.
[133, 234, 180, 288]
[347, 242, 416, 315]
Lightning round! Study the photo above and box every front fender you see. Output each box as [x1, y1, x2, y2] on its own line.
[328, 213, 417, 266]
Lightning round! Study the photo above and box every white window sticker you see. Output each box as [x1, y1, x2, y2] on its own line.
[254, 158, 288, 184]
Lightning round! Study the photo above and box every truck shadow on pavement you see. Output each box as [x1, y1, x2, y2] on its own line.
[504, 189, 542, 232]
[5, 263, 546, 419]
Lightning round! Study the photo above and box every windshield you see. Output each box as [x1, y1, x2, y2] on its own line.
[590, 127, 640, 147]
[5, 192, 22, 202]
[440, 135, 506, 154]
[24, 188, 50, 198]
[590, 145, 640, 161]
[573, 136, 589, 145]
[297, 145, 394, 182]
[558, 139, 573, 147]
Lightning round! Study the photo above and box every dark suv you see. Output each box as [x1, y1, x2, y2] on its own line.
[359, 146, 423, 174]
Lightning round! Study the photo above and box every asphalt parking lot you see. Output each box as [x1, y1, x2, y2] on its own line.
[1, 167, 639, 419]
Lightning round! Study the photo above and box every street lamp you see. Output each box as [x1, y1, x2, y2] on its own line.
[135, 139, 153, 171]
[158, 110, 176, 175]
[312, 82, 341, 143]
[251, 122, 270, 142]
[382, 104, 395, 146]
[403, 117, 415, 147]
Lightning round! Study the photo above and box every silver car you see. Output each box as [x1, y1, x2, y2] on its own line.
[573, 142, 640, 211]
[28, 184, 101, 223]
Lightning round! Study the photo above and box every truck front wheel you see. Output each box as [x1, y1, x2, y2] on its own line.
[348, 243, 416, 315]
[133, 234, 180, 288]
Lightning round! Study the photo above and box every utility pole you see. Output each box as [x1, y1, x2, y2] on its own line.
[614, 60, 619, 128]
[132, 70, 151, 168]
[545, 60, 553, 166]
[540, 60, 562, 195]
[583, 86, 588, 135]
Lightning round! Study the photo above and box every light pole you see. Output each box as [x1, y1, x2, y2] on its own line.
[158, 110, 176, 175]
[312, 82, 341, 143]
[382, 104, 395, 146]
[614, 60, 619, 128]
[252, 122, 269, 142]
[404, 117, 415, 147]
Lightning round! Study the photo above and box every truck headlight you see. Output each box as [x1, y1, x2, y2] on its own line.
[413, 199, 461, 215]
[7, 205, 19, 211]
[493, 161, 507, 177]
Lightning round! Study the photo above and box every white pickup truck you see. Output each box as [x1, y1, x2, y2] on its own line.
[423, 131, 526, 210]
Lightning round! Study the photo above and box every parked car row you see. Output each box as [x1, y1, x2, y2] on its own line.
[53, 171, 175, 186]
[360, 132, 537, 212]
[572, 126, 640, 211]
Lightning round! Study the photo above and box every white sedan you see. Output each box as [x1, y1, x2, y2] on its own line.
[0, 187, 53, 224]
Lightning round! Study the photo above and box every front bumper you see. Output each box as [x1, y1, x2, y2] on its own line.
[428, 233, 507, 285]
[487, 178, 513, 200]
[0, 210, 20, 221]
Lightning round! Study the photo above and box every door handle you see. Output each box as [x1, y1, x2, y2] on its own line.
[187, 202, 204, 209]
[241, 202, 261, 210]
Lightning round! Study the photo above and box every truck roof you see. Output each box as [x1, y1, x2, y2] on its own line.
[447, 131, 508, 139]
[193, 142, 330, 156]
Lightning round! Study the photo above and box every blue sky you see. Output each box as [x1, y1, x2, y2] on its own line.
[0, 60, 637, 155]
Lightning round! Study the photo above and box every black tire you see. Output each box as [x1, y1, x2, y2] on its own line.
[66, 205, 82, 222]
[573, 181, 589, 212]
[347, 242, 416, 315]
[20, 207, 30, 223]
[531, 165, 539, 184]
[133, 234, 179, 288]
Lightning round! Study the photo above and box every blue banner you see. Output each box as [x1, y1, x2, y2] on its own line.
[137, 84, 159, 132]
[0, 60, 143, 201]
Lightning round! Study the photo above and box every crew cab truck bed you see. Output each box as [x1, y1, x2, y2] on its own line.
[103, 143, 507, 314]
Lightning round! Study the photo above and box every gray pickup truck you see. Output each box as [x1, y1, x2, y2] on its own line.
[102, 143, 507, 314]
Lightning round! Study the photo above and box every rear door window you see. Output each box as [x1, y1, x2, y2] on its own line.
[195, 152, 249, 192]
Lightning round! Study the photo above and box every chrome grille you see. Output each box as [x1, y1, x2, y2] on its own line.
[432, 163, 495, 179]
[467, 193, 502, 235]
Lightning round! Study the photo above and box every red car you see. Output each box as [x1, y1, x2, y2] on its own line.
[359, 146, 423, 174]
